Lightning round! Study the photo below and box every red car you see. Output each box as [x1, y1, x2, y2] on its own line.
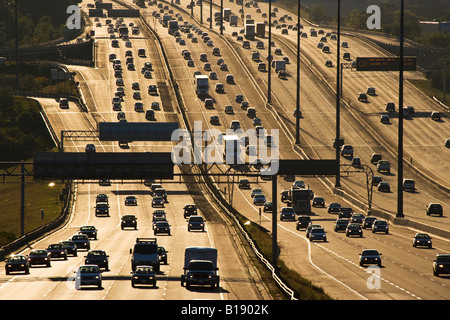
[28, 249, 51, 267]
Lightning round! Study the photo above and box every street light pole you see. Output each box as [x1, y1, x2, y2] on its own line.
[335, 0, 341, 188]
[397, 0, 405, 218]
[267, 0, 272, 104]
[295, 0, 301, 145]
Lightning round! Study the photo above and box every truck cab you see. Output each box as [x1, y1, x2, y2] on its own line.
[181, 247, 219, 289]
[130, 238, 160, 272]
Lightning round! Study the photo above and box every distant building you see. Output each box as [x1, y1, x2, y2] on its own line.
[419, 21, 450, 34]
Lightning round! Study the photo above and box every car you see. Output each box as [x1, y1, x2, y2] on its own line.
[117, 111, 126, 121]
[402, 179, 415, 191]
[158, 246, 168, 265]
[79, 226, 98, 240]
[253, 194, 266, 205]
[309, 227, 327, 242]
[372, 176, 382, 186]
[251, 188, 263, 198]
[312, 197, 325, 207]
[359, 249, 382, 267]
[240, 101, 249, 109]
[133, 91, 141, 99]
[293, 180, 306, 189]
[154, 221, 171, 235]
[226, 74, 234, 84]
[372, 220, 389, 234]
[377, 181, 391, 192]
[138, 48, 146, 56]
[134, 102, 144, 112]
[296, 215, 312, 230]
[27, 249, 51, 267]
[358, 92, 368, 102]
[5, 254, 30, 274]
[183, 204, 197, 218]
[263, 201, 273, 212]
[84, 250, 109, 270]
[148, 85, 158, 95]
[328, 202, 341, 213]
[413, 233, 432, 248]
[220, 63, 229, 71]
[131, 266, 157, 288]
[362, 217, 377, 229]
[152, 196, 165, 207]
[339, 207, 353, 219]
[366, 87, 376, 95]
[230, 120, 241, 131]
[253, 117, 262, 126]
[306, 224, 322, 238]
[346, 223, 363, 237]
[95, 202, 109, 216]
[432, 111, 443, 121]
[425, 203, 443, 217]
[125, 195, 138, 206]
[342, 41, 349, 48]
[151, 102, 160, 110]
[334, 218, 349, 232]
[352, 157, 361, 167]
[212, 47, 220, 55]
[188, 215, 206, 232]
[85, 144, 96, 153]
[204, 98, 214, 109]
[209, 71, 217, 80]
[74, 265, 102, 289]
[325, 60, 333, 67]
[370, 153, 382, 164]
[46, 244, 68, 260]
[145, 109, 156, 120]
[322, 45, 330, 53]
[71, 234, 90, 250]
[385, 102, 395, 112]
[210, 115, 220, 125]
[340, 145, 354, 157]
[121, 214, 138, 230]
[377, 160, 391, 173]
[280, 207, 296, 221]
[351, 213, 365, 224]
[215, 83, 225, 93]
[445, 139, 450, 148]
[433, 254, 450, 276]
[59, 98, 69, 109]
[343, 52, 351, 60]
[238, 179, 250, 189]
[60, 240, 78, 256]
[235, 94, 244, 103]
[258, 62, 266, 71]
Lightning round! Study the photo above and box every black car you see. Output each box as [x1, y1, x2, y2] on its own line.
[327, 202, 341, 214]
[433, 254, 450, 277]
[121, 214, 138, 230]
[296, 215, 311, 230]
[339, 207, 353, 219]
[183, 204, 197, 218]
[154, 221, 171, 235]
[5, 255, 30, 275]
[96, 194, 109, 204]
[372, 220, 389, 234]
[334, 218, 349, 232]
[27, 249, 51, 267]
[362, 217, 377, 229]
[60, 240, 78, 256]
[148, 84, 158, 95]
[131, 266, 157, 288]
[426, 203, 443, 217]
[312, 197, 325, 207]
[79, 226, 98, 240]
[84, 250, 109, 270]
[377, 182, 390, 192]
[125, 196, 138, 206]
[46, 244, 68, 260]
[359, 249, 382, 267]
[95, 202, 110, 216]
[238, 179, 250, 189]
[413, 233, 432, 248]
[346, 223, 363, 237]
[71, 234, 91, 250]
[158, 246, 168, 264]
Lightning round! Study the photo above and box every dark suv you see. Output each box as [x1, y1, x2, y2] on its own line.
[296, 215, 311, 230]
[433, 254, 450, 277]
[426, 203, 443, 217]
[121, 214, 138, 230]
[183, 204, 197, 218]
[95, 202, 110, 216]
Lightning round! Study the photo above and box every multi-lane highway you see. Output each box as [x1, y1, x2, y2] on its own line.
[1, 0, 449, 301]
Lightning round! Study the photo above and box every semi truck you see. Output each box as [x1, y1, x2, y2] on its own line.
[223, 8, 232, 21]
[168, 20, 178, 34]
[256, 22, 265, 38]
[130, 238, 160, 272]
[181, 247, 219, 289]
[287, 188, 312, 214]
[229, 15, 238, 26]
[195, 74, 209, 97]
[244, 24, 255, 40]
